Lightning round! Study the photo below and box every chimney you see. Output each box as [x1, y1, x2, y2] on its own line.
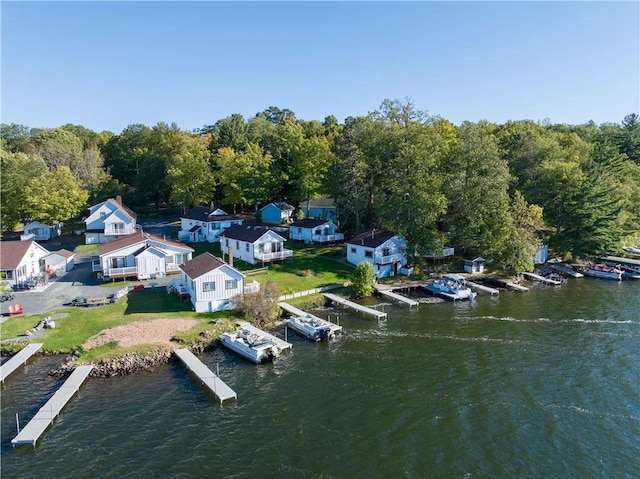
[116, 195, 122, 205]
[228, 245, 233, 267]
[371, 229, 375, 238]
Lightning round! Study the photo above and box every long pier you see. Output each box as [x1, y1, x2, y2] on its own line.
[322, 293, 387, 319]
[505, 281, 529, 291]
[174, 348, 236, 404]
[1, 343, 43, 383]
[376, 288, 418, 307]
[601, 256, 640, 267]
[521, 272, 563, 285]
[236, 321, 292, 351]
[12, 365, 93, 448]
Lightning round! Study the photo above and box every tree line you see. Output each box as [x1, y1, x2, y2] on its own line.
[2, 99, 639, 272]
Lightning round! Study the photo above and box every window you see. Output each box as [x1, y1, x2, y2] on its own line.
[236, 241, 240, 249]
[225, 239, 229, 248]
[203, 282, 216, 292]
[298, 228, 302, 233]
[382, 248, 391, 257]
[100, 212, 106, 218]
[246, 243, 249, 252]
[365, 250, 373, 258]
[350, 247, 356, 254]
[0, 271, 13, 279]
[174, 253, 188, 264]
[225, 279, 238, 289]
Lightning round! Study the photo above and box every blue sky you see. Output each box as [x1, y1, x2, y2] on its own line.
[2, 1, 638, 133]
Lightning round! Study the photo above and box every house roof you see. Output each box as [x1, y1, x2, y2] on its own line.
[99, 198, 137, 221]
[304, 196, 336, 208]
[0, 240, 49, 269]
[346, 230, 398, 248]
[181, 206, 240, 222]
[180, 252, 237, 279]
[290, 219, 334, 229]
[221, 225, 284, 243]
[261, 202, 294, 212]
[47, 249, 75, 259]
[97, 232, 194, 256]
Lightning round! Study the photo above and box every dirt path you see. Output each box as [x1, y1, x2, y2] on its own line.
[83, 318, 197, 350]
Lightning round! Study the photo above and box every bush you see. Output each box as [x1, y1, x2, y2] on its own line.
[350, 262, 376, 298]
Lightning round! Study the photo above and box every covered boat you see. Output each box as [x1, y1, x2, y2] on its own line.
[423, 275, 476, 301]
[583, 264, 623, 281]
[285, 314, 340, 341]
[220, 329, 280, 363]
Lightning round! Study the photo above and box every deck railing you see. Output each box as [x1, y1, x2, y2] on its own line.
[254, 249, 293, 262]
[311, 233, 344, 243]
[243, 280, 261, 294]
[104, 266, 137, 277]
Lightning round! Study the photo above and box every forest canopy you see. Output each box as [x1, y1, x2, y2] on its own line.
[2, 100, 639, 272]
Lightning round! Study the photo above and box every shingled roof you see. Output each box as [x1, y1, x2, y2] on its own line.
[221, 225, 284, 243]
[346, 230, 398, 248]
[290, 219, 333, 229]
[97, 232, 194, 255]
[0, 240, 49, 269]
[179, 252, 231, 279]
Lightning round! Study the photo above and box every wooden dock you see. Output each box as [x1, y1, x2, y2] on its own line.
[1, 343, 43, 383]
[376, 289, 418, 307]
[278, 302, 343, 337]
[465, 281, 499, 295]
[550, 264, 584, 278]
[12, 365, 93, 448]
[505, 282, 529, 291]
[521, 272, 563, 285]
[236, 321, 292, 351]
[322, 293, 387, 319]
[174, 348, 236, 404]
[601, 255, 640, 267]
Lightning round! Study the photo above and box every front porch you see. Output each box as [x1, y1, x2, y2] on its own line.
[254, 249, 293, 263]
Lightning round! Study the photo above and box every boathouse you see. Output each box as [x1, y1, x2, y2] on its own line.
[464, 257, 486, 274]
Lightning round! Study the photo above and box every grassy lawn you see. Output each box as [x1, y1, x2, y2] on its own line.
[0, 291, 238, 360]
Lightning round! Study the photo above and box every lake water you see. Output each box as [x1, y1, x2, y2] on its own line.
[2, 278, 639, 478]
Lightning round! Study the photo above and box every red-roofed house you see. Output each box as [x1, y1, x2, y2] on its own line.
[178, 252, 252, 312]
[84, 196, 138, 244]
[93, 232, 194, 280]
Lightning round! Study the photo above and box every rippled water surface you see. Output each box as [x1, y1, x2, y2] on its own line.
[2, 279, 639, 478]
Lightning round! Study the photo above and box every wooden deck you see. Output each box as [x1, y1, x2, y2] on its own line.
[376, 289, 419, 307]
[465, 281, 499, 295]
[174, 348, 236, 404]
[236, 321, 293, 351]
[322, 293, 387, 319]
[601, 255, 640, 267]
[521, 272, 563, 285]
[12, 365, 93, 448]
[0, 343, 43, 383]
[505, 282, 529, 291]
[550, 264, 584, 278]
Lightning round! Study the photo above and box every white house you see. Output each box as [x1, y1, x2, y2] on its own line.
[260, 202, 295, 224]
[463, 257, 486, 274]
[44, 249, 75, 275]
[178, 206, 243, 243]
[84, 196, 138, 244]
[0, 240, 51, 288]
[93, 232, 194, 281]
[178, 252, 248, 312]
[20, 221, 62, 241]
[300, 196, 338, 221]
[221, 225, 292, 265]
[346, 230, 409, 279]
[289, 219, 344, 244]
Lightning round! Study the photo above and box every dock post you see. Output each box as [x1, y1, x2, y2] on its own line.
[16, 413, 20, 435]
[285, 326, 288, 342]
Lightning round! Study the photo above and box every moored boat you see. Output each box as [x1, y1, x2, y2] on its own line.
[285, 314, 341, 341]
[220, 329, 280, 363]
[423, 275, 477, 301]
[582, 264, 624, 281]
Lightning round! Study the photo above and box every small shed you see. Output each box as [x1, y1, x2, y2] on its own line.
[464, 257, 485, 274]
[44, 249, 75, 275]
[260, 202, 294, 224]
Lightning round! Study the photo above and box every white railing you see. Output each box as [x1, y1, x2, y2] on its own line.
[104, 266, 137, 277]
[166, 264, 182, 273]
[375, 254, 403, 265]
[243, 281, 261, 294]
[104, 226, 136, 236]
[254, 249, 293, 262]
[311, 233, 344, 243]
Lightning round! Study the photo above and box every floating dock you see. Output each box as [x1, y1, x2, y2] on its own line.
[12, 365, 93, 448]
[601, 256, 640, 267]
[465, 281, 499, 295]
[376, 289, 418, 307]
[174, 348, 236, 403]
[236, 321, 293, 351]
[505, 281, 529, 291]
[550, 264, 584, 278]
[1, 343, 43, 383]
[521, 272, 563, 285]
[322, 293, 387, 319]
[278, 302, 343, 335]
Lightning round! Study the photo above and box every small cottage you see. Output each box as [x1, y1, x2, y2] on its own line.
[346, 230, 409, 279]
[260, 202, 295, 224]
[178, 206, 243, 243]
[289, 219, 344, 244]
[300, 196, 338, 221]
[20, 221, 62, 241]
[221, 225, 292, 265]
[179, 253, 248, 312]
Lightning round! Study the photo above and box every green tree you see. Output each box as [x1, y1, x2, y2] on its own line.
[25, 166, 88, 224]
[235, 279, 281, 328]
[0, 151, 47, 231]
[351, 261, 376, 298]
